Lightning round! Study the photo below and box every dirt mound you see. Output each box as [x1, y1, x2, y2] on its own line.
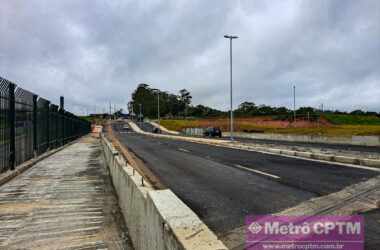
[197, 117, 332, 131]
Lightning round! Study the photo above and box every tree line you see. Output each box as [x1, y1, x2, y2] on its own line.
[128, 84, 380, 119]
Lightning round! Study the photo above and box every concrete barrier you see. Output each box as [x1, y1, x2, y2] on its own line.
[183, 127, 204, 137]
[280, 150, 296, 157]
[294, 151, 312, 158]
[100, 134, 227, 250]
[128, 121, 224, 145]
[359, 158, 380, 168]
[223, 132, 380, 147]
[334, 155, 359, 165]
[311, 153, 334, 162]
[149, 121, 180, 135]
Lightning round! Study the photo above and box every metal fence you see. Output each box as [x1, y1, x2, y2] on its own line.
[0, 76, 91, 173]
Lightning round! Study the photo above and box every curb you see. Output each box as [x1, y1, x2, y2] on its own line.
[232, 145, 380, 169]
[149, 121, 180, 135]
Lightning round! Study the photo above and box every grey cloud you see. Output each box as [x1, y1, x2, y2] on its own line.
[1, 0, 379, 114]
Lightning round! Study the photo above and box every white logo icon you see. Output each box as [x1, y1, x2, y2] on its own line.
[248, 222, 263, 234]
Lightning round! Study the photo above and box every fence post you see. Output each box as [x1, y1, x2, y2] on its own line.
[60, 96, 64, 110]
[33, 95, 38, 157]
[62, 114, 65, 145]
[9, 83, 15, 170]
[59, 96, 64, 145]
[46, 101, 50, 150]
[55, 107, 58, 148]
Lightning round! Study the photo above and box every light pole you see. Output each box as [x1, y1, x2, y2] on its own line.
[152, 89, 160, 124]
[109, 101, 112, 119]
[293, 85, 296, 122]
[224, 34, 238, 141]
[130, 102, 135, 120]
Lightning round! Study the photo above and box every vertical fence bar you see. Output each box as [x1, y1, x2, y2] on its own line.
[33, 95, 37, 156]
[55, 107, 58, 148]
[60, 96, 64, 111]
[9, 83, 15, 170]
[0, 78, 10, 172]
[59, 97, 64, 146]
[46, 101, 50, 150]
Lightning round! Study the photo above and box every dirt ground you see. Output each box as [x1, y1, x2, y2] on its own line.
[159, 117, 380, 136]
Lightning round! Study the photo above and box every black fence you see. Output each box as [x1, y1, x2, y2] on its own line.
[0, 76, 91, 173]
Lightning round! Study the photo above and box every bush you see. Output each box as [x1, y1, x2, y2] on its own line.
[324, 114, 380, 125]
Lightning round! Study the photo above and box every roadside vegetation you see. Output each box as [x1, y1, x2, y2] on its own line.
[324, 114, 380, 125]
[127, 84, 380, 137]
[160, 118, 380, 137]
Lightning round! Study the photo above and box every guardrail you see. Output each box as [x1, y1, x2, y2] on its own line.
[0, 76, 91, 172]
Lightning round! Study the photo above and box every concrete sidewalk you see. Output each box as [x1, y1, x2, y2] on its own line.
[0, 136, 133, 249]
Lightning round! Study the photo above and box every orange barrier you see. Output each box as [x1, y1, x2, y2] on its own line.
[92, 125, 103, 133]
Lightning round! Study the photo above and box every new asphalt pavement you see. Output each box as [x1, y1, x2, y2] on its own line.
[112, 122, 379, 235]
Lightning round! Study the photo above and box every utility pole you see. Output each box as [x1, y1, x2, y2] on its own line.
[139, 103, 142, 124]
[224, 34, 238, 141]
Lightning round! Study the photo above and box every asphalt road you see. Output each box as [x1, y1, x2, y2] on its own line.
[112, 123, 379, 235]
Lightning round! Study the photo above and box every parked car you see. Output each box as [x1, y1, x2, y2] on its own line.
[120, 124, 131, 133]
[152, 127, 161, 134]
[203, 127, 222, 138]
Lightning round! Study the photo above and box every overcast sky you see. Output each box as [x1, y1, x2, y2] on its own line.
[1, 0, 379, 114]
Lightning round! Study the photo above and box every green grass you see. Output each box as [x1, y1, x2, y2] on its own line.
[160, 118, 380, 137]
[262, 125, 380, 136]
[324, 114, 380, 125]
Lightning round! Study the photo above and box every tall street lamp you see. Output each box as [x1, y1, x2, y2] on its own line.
[139, 103, 143, 124]
[224, 34, 238, 141]
[152, 89, 160, 124]
[293, 85, 296, 122]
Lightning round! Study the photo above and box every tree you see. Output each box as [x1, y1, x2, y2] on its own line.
[350, 110, 365, 115]
[236, 102, 258, 116]
[179, 89, 192, 117]
[131, 83, 155, 118]
[238, 102, 256, 112]
[113, 109, 124, 118]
